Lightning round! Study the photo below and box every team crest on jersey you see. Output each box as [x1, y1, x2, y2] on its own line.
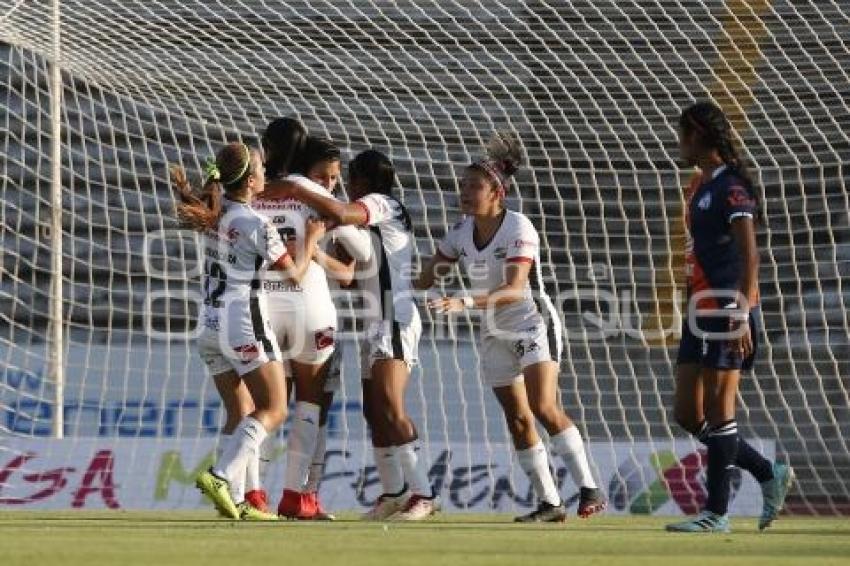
[233, 343, 260, 363]
[697, 192, 712, 210]
[314, 327, 335, 350]
[493, 246, 507, 260]
[727, 186, 754, 207]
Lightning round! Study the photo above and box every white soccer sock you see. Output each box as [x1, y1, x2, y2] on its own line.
[550, 425, 597, 490]
[215, 433, 231, 465]
[305, 425, 327, 493]
[516, 440, 561, 507]
[283, 401, 321, 492]
[373, 446, 405, 495]
[245, 451, 261, 494]
[214, 417, 267, 504]
[397, 440, 432, 498]
[258, 435, 275, 485]
[216, 433, 242, 502]
[246, 434, 277, 494]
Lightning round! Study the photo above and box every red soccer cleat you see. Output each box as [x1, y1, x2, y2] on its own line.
[277, 489, 317, 519]
[244, 489, 270, 513]
[304, 491, 335, 521]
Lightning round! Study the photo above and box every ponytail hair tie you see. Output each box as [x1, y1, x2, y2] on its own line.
[203, 158, 221, 182]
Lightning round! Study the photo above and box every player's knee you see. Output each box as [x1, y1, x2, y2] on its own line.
[506, 413, 534, 438]
[529, 400, 562, 429]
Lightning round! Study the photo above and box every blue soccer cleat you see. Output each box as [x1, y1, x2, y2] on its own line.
[759, 462, 795, 530]
[666, 511, 730, 533]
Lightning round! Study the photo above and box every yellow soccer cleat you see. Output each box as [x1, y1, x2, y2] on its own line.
[238, 501, 279, 521]
[195, 468, 239, 519]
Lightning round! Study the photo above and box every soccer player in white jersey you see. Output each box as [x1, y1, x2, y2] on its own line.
[298, 137, 373, 520]
[254, 128, 346, 519]
[417, 133, 606, 522]
[258, 131, 371, 519]
[267, 150, 437, 521]
[204, 117, 311, 516]
[170, 141, 325, 521]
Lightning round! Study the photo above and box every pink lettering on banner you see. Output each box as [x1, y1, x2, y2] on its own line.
[0, 452, 75, 504]
[72, 450, 121, 509]
[0, 449, 121, 508]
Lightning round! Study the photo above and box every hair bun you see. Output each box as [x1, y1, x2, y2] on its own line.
[485, 131, 523, 177]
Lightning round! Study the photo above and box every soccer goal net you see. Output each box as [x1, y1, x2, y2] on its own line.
[1, 0, 848, 515]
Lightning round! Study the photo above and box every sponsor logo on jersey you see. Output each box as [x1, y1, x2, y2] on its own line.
[513, 239, 536, 248]
[233, 343, 260, 363]
[697, 192, 712, 210]
[493, 247, 507, 259]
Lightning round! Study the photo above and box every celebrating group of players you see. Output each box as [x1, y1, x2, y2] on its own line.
[170, 101, 793, 532]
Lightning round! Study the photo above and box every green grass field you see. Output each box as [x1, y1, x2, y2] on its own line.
[1, 512, 848, 566]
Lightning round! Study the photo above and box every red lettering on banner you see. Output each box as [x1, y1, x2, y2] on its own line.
[71, 450, 121, 509]
[0, 452, 76, 504]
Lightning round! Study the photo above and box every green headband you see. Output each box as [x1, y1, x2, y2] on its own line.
[204, 143, 251, 185]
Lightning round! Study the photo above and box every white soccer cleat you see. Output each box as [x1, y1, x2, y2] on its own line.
[393, 494, 439, 521]
[361, 490, 410, 521]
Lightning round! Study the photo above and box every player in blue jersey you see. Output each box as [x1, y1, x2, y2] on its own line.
[666, 102, 793, 533]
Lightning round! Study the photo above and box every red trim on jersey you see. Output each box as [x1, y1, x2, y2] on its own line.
[354, 200, 371, 225]
[506, 256, 533, 264]
[271, 252, 290, 271]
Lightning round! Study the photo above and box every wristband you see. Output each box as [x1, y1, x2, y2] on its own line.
[461, 296, 474, 310]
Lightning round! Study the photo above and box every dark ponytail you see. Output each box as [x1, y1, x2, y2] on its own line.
[680, 101, 761, 220]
